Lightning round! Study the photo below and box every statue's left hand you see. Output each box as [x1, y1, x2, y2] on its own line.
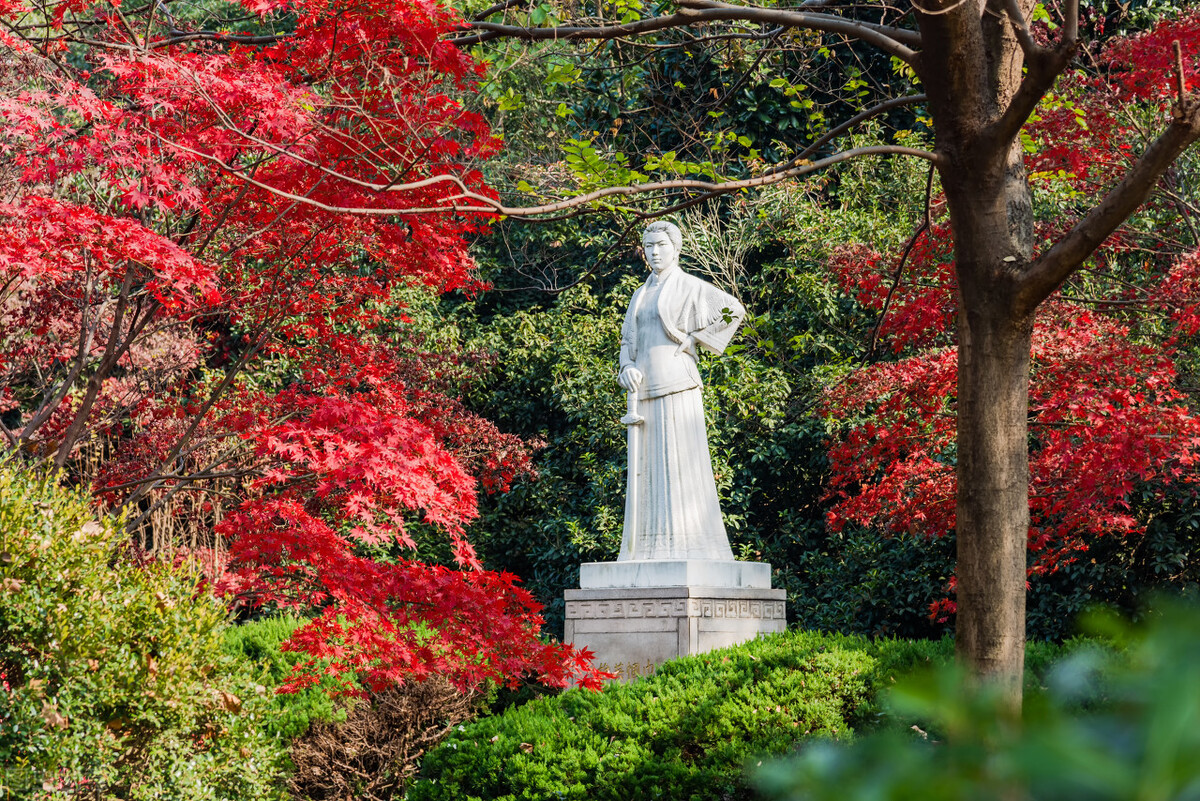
[674, 334, 697, 357]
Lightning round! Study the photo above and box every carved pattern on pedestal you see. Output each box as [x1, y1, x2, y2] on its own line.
[567, 598, 785, 620]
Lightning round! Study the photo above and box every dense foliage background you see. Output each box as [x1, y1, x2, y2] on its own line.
[430, 1, 1200, 641]
[6, 0, 1200, 794]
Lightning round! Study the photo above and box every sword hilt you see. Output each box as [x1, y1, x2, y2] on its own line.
[620, 388, 644, 425]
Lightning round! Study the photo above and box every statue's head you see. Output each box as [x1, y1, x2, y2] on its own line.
[642, 221, 682, 275]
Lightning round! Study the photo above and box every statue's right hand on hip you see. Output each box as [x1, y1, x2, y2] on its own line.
[618, 366, 643, 392]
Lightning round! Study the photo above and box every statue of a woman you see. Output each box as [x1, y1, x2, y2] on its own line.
[616, 221, 745, 561]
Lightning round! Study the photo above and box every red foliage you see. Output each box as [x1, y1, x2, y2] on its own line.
[827, 264, 1200, 625]
[1, 0, 603, 691]
[1022, 11, 1200, 196]
[825, 290, 1200, 571]
[217, 500, 599, 693]
[829, 226, 958, 354]
[1097, 14, 1200, 105]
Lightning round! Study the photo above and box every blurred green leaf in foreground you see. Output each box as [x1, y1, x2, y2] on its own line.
[758, 601, 1200, 801]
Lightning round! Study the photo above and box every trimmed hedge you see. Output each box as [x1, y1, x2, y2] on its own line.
[410, 631, 1085, 801]
[412, 631, 900, 801]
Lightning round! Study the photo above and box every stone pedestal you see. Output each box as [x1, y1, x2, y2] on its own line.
[565, 562, 786, 682]
[579, 559, 771, 589]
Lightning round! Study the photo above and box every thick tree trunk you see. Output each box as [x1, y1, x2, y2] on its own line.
[954, 291, 1032, 698]
[941, 133, 1036, 702]
[917, 0, 1037, 704]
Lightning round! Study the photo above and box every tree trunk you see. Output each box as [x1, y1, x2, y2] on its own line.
[918, 1, 1036, 703]
[939, 130, 1036, 702]
[954, 288, 1032, 700]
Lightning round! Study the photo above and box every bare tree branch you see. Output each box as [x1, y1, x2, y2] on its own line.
[161, 135, 485, 208]
[678, 0, 921, 53]
[100, 468, 249, 494]
[120, 331, 270, 512]
[124, 444, 262, 535]
[18, 257, 102, 445]
[1018, 98, 1200, 312]
[450, 9, 720, 46]
[612, 25, 783, 48]
[453, 1, 920, 62]
[52, 271, 159, 468]
[1063, 0, 1078, 55]
[151, 30, 292, 47]
[765, 93, 927, 176]
[170, 132, 942, 217]
[1000, 0, 1039, 59]
[985, 0, 1078, 149]
[867, 161, 937, 360]
[474, 145, 943, 217]
[471, 0, 531, 21]
[697, 27, 783, 111]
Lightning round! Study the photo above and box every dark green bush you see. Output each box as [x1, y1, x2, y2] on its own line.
[411, 631, 956, 801]
[410, 630, 878, 801]
[1025, 485, 1200, 640]
[0, 465, 289, 800]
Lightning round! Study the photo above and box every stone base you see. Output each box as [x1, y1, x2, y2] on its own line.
[565, 585, 787, 683]
[579, 559, 771, 589]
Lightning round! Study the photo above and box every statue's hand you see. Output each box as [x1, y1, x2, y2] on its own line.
[618, 366, 643, 391]
[674, 334, 697, 357]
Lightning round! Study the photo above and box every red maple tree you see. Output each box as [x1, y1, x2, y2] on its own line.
[823, 17, 1200, 621]
[0, 0, 605, 690]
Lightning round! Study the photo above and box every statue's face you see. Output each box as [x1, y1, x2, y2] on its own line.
[642, 231, 678, 275]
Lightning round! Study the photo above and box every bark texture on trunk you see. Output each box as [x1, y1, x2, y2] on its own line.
[945, 172, 1036, 699]
[954, 287, 1033, 696]
[915, 2, 1037, 702]
[912, 0, 1200, 703]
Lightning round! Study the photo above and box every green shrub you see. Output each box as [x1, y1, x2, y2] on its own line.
[411, 630, 897, 801]
[0, 465, 289, 800]
[756, 608, 1176, 801]
[411, 630, 1092, 801]
[221, 615, 343, 741]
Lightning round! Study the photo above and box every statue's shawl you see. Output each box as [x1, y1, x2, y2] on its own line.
[622, 268, 745, 360]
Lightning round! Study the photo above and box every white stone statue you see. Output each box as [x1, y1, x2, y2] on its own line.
[616, 221, 745, 562]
